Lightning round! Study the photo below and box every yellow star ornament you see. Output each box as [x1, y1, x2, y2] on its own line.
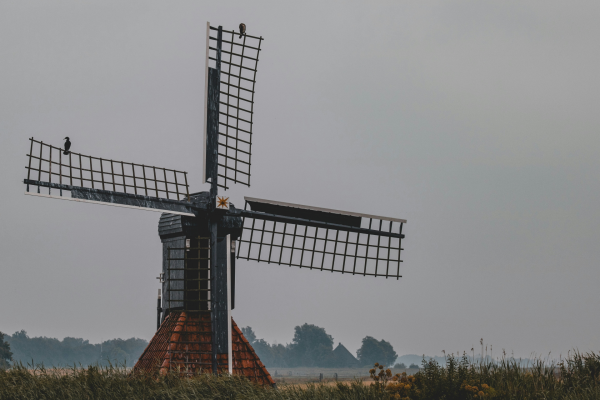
[217, 196, 230, 209]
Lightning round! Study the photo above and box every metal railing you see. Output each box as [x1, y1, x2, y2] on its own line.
[165, 238, 211, 312]
[162, 238, 219, 374]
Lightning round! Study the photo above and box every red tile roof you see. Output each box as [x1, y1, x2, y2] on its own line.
[134, 311, 274, 386]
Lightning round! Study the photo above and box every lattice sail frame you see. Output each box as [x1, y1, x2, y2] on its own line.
[204, 23, 263, 189]
[25, 138, 190, 200]
[237, 199, 405, 279]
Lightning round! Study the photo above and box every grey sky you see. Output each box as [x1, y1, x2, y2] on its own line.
[1, 1, 599, 360]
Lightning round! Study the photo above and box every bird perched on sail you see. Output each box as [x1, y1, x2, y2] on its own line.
[63, 137, 71, 155]
[239, 23, 246, 38]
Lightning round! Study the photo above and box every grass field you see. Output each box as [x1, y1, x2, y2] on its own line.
[269, 367, 421, 385]
[0, 351, 598, 399]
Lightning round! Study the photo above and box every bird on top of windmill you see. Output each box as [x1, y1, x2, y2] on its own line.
[63, 137, 71, 155]
[239, 23, 246, 38]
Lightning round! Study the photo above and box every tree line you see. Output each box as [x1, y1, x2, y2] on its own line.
[0, 330, 147, 368]
[242, 323, 398, 368]
[0, 324, 399, 369]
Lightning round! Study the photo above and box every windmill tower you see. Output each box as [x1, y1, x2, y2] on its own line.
[22, 23, 406, 384]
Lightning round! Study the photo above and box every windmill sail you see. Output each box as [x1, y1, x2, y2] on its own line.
[203, 23, 263, 190]
[237, 197, 406, 279]
[23, 138, 194, 216]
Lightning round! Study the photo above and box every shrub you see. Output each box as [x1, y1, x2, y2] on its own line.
[357, 336, 398, 366]
[0, 331, 12, 370]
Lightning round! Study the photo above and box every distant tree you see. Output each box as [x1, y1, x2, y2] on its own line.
[394, 362, 406, 369]
[409, 363, 419, 369]
[269, 343, 289, 367]
[356, 336, 397, 366]
[240, 327, 288, 368]
[286, 323, 334, 367]
[5, 331, 148, 367]
[101, 338, 148, 366]
[250, 339, 271, 362]
[251, 339, 288, 368]
[241, 327, 257, 344]
[0, 331, 13, 369]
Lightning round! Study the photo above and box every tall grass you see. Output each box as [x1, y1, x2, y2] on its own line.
[0, 351, 598, 399]
[0, 363, 378, 400]
[389, 350, 600, 400]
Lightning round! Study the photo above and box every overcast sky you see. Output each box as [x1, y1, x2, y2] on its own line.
[1, 1, 599, 361]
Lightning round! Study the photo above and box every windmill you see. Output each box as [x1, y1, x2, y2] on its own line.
[22, 22, 406, 384]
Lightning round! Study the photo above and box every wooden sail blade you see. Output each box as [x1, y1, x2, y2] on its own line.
[23, 138, 193, 216]
[236, 197, 406, 279]
[24, 180, 195, 216]
[203, 23, 264, 190]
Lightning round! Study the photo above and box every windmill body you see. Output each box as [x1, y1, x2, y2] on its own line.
[21, 22, 406, 384]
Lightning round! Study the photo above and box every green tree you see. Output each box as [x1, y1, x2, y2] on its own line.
[0, 331, 13, 369]
[251, 339, 288, 367]
[250, 339, 271, 362]
[357, 336, 397, 366]
[241, 327, 256, 344]
[241, 327, 288, 368]
[269, 343, 289, 367]
[286, 323, 334, 367]
[6, 331, 147, 367]
[101, 338, 148, 366]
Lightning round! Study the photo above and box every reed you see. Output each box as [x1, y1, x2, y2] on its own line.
[0, 351, 598, 399]
[384, 350, 600, 399]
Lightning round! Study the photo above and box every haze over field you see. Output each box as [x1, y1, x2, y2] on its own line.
[1, 1, 599, 360]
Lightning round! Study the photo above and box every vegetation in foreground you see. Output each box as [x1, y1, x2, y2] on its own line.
[0, 352, 598, 399]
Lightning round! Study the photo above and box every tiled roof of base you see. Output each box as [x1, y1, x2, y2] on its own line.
[134, 312, 274, 386]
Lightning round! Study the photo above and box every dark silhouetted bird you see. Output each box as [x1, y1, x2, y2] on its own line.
[63, 137, 71, 155]
[239, 23, 246, 39]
